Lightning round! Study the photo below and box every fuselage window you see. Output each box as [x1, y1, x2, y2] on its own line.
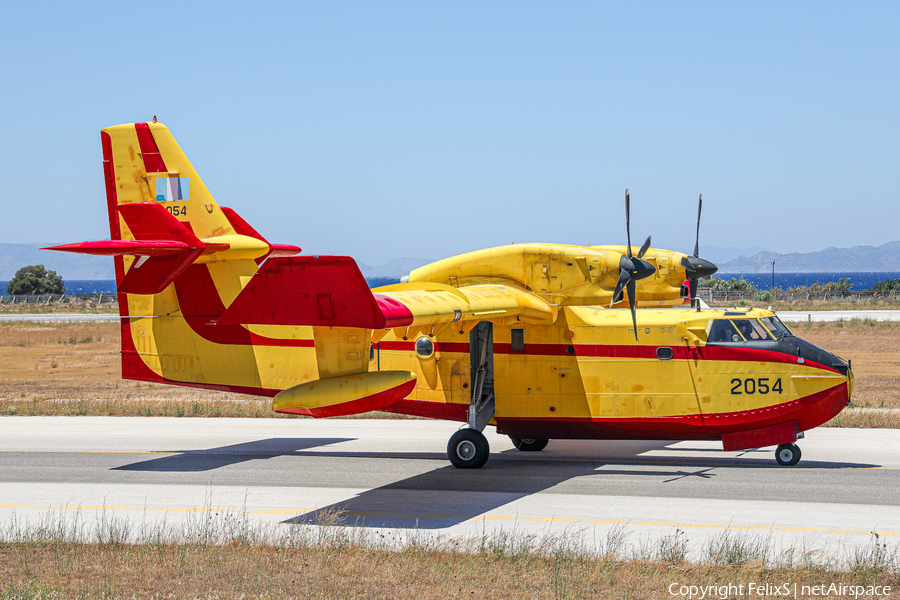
[708, 319, 744, 343]
[733, 319, 774, 341]
[415, 337, 435, 358]
[511, 328, 525, 352]
[656, 347, 674, 360]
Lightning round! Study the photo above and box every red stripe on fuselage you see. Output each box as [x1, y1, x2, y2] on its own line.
[378, 339, 836, 372]
[134, 122, 167, 173]
[496, 383, 849, 440]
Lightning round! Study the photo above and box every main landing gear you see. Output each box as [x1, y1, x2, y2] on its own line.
[448, 322, 494, 469]
[510, 438, 549, 452]
[448, 429, 490, 469]
[775, 443, 802, 466]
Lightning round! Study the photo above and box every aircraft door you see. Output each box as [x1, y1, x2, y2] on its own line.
[679, 322, 707, 417]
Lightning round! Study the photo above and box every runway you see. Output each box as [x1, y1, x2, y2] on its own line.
[2, 417, 898, 558]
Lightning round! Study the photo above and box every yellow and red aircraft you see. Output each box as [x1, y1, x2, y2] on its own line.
[47, 121, 853, 469]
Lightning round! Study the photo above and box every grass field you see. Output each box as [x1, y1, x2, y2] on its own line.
[0, 320, 898, 426]
[1, 508, 897, 599]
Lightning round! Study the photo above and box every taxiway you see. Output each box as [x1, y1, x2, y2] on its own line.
[1, 417, 897, 557]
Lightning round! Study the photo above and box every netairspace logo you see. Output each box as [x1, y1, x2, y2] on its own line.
[668, 582, 892, 599]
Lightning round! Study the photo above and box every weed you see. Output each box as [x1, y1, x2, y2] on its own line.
[704, 529, 772, 567]
[657, 528, 688, 563]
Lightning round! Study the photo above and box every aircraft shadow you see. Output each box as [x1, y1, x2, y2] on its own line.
[285, 440, 676, 530]
[112, 437, 354, 472]
[284, 439, 879, 530]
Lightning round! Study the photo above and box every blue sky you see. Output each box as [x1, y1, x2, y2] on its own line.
[1, 1, 897, 265]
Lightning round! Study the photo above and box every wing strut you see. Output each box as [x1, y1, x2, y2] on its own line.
[467, 323, 495, 432]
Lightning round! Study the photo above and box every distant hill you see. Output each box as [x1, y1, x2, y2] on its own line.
[719, 241, 900, 273]
[703, 245, 769, 265]
[356, 257, 434, 278]
[0, 243, 114, 280]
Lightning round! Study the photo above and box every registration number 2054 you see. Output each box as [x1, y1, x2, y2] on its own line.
[730, 377, 783, 395]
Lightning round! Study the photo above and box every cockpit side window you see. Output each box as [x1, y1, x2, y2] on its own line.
[734, 319, 774, 341]
[708, 319, 744, 343]
[760, 316, 793, 339]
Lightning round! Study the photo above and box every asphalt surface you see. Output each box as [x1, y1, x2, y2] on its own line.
[2, 417, 898, 557]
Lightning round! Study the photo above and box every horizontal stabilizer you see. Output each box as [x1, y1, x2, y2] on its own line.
[43, 239, 192, 257]
[273, 370, 417, 418]
[217, 256, 413, 329]
[45, 203, 211, 295]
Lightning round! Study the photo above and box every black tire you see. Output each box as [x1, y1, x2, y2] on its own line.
[510, 437, 549, 452]
[775, 443, 801, 466]
[447, 429, 490, 469]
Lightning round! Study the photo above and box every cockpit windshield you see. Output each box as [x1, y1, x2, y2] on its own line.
[707, 318, 775, 343]
[760, 316, 792, 339]
[734, 318, 774, 341]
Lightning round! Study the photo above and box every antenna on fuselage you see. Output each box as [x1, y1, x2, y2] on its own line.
[611, 189, 655, 342]
[680, 194, 719, 312]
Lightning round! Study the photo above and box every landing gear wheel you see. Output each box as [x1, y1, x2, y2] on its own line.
[775, 443, 801, 466]
[510, 437, 549, 452]
[448, 429, 490, 469]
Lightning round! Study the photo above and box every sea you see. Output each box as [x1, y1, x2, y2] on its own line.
[3, 272, 900, 295]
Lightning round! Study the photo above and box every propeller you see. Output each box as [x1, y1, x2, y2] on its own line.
[680, 194, 719, 310]
[611, 189, 656, 341]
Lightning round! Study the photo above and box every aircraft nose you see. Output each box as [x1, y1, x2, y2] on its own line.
[847, 365, 855, 401]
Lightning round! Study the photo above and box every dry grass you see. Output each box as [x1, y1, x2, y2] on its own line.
[706, 297, 900, 310]
[0, 322, 407, 420]
[1, 510, 897, 599]
[0, 301, 118, 315]
[792, 321, 900, 410]
[1, 321, 898, 426]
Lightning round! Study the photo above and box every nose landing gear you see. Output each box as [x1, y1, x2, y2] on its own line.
[775, 443, 802, 466]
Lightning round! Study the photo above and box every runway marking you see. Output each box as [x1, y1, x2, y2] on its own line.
[2, 502, 897, 538]
[0, 448, 898, 469]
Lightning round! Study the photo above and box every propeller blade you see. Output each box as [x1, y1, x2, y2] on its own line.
[694, 193, 702, 258]
[611, 264, 631, 306]
[626, 277, 638, 342]
[637, 235, 652, 259]
[625, 188, 633, 258]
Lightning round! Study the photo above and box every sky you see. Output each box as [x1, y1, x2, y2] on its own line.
[1, 1, 898, 266]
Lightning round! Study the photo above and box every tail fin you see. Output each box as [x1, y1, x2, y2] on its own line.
[45, 121, 419, 419]
[46, 121, 300, 294]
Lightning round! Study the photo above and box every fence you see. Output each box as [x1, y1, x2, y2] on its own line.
[699, 289, 900, 303]
[0, 293, 118, 305]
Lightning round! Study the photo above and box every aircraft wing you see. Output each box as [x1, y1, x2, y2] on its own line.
[218, 255, 556, 331]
